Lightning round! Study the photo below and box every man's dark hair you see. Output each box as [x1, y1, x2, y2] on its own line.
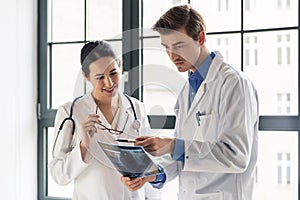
[152, 5, 206, 41]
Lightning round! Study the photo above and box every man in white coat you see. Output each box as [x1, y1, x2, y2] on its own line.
[121, 5, 259, 200]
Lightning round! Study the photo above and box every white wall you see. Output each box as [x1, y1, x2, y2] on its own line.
[0, 0, 37, 199]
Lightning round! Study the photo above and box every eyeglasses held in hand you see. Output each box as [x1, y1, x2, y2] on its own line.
[95, 106, 129, 135]
[97, 123, 124, 135]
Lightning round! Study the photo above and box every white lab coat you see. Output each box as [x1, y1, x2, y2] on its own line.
[49, 91, 162, 200]
[172, 52, 259, 200]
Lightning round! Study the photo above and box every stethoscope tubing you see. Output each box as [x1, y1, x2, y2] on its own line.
[52, 93, 140, 157]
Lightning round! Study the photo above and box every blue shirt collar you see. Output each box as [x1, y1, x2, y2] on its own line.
[190, 51, 215, 80]
[188, 52, 215, 108]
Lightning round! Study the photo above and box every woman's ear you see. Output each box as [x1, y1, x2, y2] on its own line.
[117, 58, 123, 72]
[82, 71, 90, 81]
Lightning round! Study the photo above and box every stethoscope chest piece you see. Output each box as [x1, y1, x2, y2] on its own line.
[132, 120, 141, 130]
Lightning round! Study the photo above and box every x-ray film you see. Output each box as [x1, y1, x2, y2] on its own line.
[97, 141, 161, 178]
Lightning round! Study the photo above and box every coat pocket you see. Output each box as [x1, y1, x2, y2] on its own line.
[193, 113, 218, 142]
[192, 191, 223, 200]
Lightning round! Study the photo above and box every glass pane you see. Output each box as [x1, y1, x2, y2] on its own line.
[244, 0, 298, 30]
[143, 0, 177, 28]
[191, 0, 241, 32]
[143, 0, 186, 37]
[51, 41, 122, 109]
[51, 43, 83, 109]
[87, 0, 122, 40]
[206, 33, 241, 70]
[243, 30, 298, 115]
[49, 0, 85, 42]
[47, 127, 73, 198]
[254, 131, 298, 200]
[142, 37, 188, 115]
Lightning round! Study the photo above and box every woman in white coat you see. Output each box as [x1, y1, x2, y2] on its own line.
[49, 41, 164, 200]
[122, 5, 259, 200]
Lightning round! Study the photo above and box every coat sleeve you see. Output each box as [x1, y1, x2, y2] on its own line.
[183, 74, 259, 173]
[48, 104, 88, 186]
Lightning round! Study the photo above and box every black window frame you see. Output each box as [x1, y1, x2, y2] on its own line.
[38, 0, 300, 199]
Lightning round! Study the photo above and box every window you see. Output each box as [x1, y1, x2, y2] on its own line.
[277, 34, 291, 65]
[217, 38, 230, 61]
[256, 132, 297, 199]
[277, 93, 292, 114]
[38, 0, 123, 199]
[277, 152, 292, 185]
[38, 0, 300, 199]
[245, 0, 256, 11]
[278, 0, 291, 8]
[218, 0, 229, 12]
[245, 36, 258, 67]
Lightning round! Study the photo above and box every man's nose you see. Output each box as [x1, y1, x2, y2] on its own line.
[168, 50, 179, 61]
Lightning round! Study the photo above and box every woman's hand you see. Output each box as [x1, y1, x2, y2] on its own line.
[80, 114, 102, 159]
[135, 136, 175, 156]
[120, 176, 156, 192]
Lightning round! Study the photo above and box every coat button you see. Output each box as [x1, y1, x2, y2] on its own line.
[185, 156, 189, 159]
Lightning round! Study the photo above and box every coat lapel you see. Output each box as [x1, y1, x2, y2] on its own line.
[186, 82, 207, 119]
[184, 52, 223, 121]
[115, 93, 132, 131]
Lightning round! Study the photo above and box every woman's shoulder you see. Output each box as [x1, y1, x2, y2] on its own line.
[58, 93, 92, 112]
[122, 93, 144, 106]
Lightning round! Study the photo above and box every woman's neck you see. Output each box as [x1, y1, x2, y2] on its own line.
[95, 98, 111, 108]
[93, 93, 119, 124]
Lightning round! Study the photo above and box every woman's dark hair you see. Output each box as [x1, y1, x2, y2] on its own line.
[80, 40, 117, 77]
[152, 5, 206, 41]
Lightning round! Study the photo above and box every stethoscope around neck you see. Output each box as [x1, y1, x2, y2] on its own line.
[123, 93, 141, 130]
[52, 93, 140, 157]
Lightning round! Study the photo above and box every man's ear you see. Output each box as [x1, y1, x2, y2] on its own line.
[197, 31, 206, 46]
